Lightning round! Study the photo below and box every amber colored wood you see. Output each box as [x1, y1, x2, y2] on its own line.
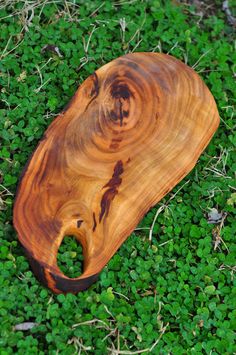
[13, 53, 220, 294]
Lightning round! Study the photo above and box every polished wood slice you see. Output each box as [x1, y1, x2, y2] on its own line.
[13, 53, 220, 294]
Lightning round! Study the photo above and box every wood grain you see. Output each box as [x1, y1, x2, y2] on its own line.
[13, 53, 220, 294]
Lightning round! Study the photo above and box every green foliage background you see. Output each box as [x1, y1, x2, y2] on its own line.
[0, 1, 235, 354]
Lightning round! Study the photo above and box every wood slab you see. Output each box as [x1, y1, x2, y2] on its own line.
[13, 53, 220, 293]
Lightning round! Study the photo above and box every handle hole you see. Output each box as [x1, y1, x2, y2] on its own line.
[57, 235, 83, 278]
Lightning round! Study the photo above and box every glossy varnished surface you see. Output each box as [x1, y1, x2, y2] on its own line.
[13, 53, 220, 293]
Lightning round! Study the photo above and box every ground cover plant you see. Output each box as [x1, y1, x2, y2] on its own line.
[0, 0, 235, 354]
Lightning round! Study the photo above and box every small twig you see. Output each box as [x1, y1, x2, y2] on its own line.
[204, 146, 232, 179]
[64, 0, 73, 21]
[102, 327, 117, 342]
[113, 291, 130, 301]
[204, 167, 232, 179]
[168, 259, 177, 267]
[34, 78, 51, 93]
[152, 41, 162, 53]
[127, 12, 146, 52]
[114, 0, 138, 4]
[39, 58, 53, 71]
[107, 347, 150, 354]
[89, 2, 105, 17]
[17, 272, 26, 281]
[219, 264, 236, 281]
[104, 305, 115, 319]
[223, 1, 236, 26]
[0, 37, 24, 60]
[84, 25, 97, 54]
[131, 39, 143, 52]
[1, 99, 10, 109]
[68, 337, 92, 352]
[0, 184, 14, 196]
[38, 0, 50, 18]
[158, 239, 173, 247]
[157, 301, 163, 316]
[229, 185, 236, 191]
[0, 35, 12, 60]
[192, 49, 212, 69]
[167, 42, 179, 54]
[108, 322, 169, 354]
[149, 322, 169, 352]
[149, 180, 189, 242]
[117, 329, 120, 352]
[212, 213, 229, 252]
[35, 65, 43, 86]
[72, 319, 111, 330]
[119, 17, 126, 44]
[22, 5, 35, 32]
[149, 205, 166, 242]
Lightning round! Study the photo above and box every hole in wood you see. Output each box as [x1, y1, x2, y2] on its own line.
[57, 235, 84, 278]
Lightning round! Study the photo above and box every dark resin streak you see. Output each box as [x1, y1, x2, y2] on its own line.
[77, 220, 83, 228]
[110, 83, 133, 100]
[90, 72, 99, 98]
[99, 160, 124, 223]
[109, 84, 133, 126]
[118, 99, 124, 126]
[84, 72, 100, 112]
[92, 212, 97, 232]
